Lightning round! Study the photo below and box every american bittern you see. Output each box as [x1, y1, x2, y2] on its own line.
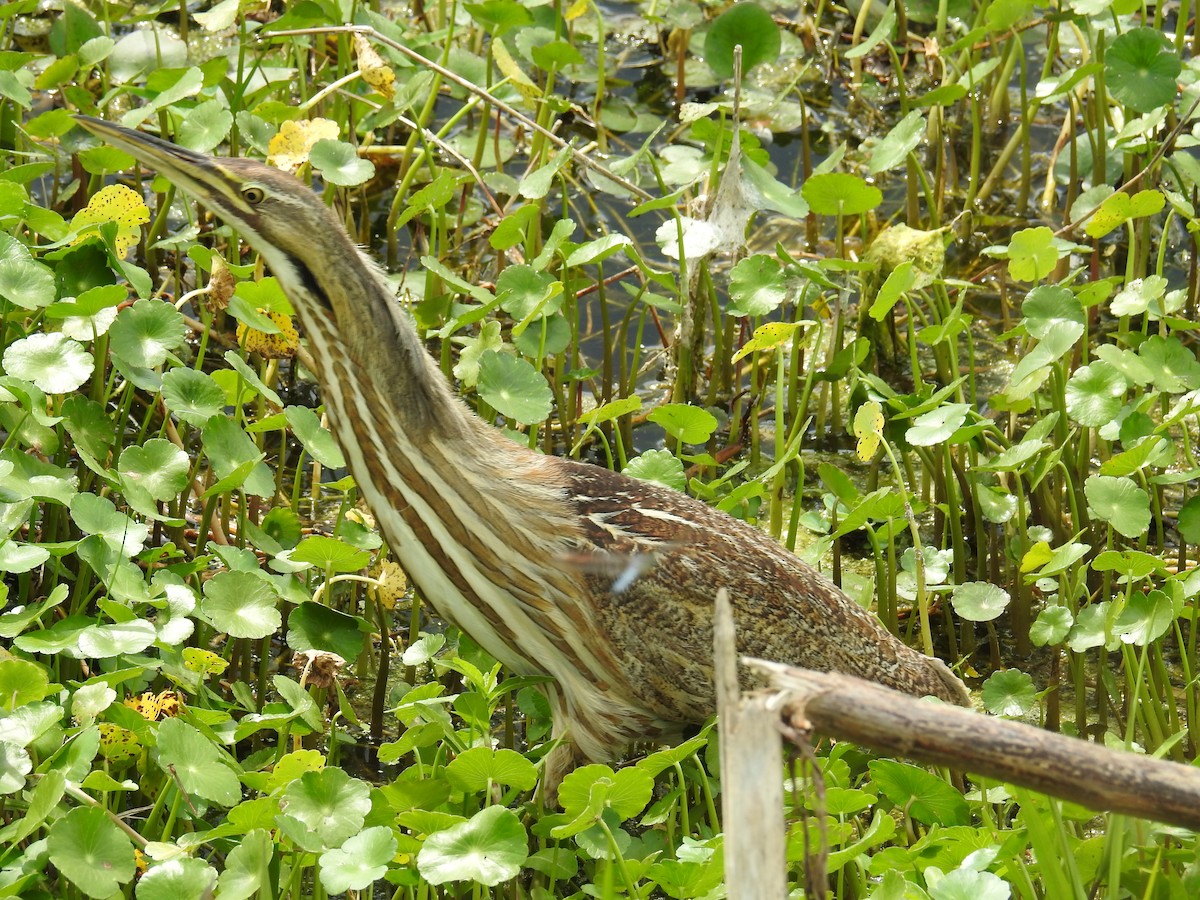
[76, 116, 970, 787]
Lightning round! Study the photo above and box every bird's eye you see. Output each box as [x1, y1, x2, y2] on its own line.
[242, 186, 266, 204]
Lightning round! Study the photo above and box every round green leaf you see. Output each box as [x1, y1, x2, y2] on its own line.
[310, 139, 375, 187]
[47, 806, 135, 898]
[3, 332, 94, 394]
[477, 351, 553, 425]
[201, 571, 281, 638]
[0, 257, 56, 309]
[801, 173, 883, 217]
[728, 254, 788, 317]
[906, 403, 970, 446]
[929, 868, 1012, 900]
[868, 759, 969, 826]
[1064, 361, 1126, 427]
[119, 438, 190, 502]
[177, 99, 234, 153]
[1005, 226, 1057, 282]
[161, 368, 226, 426]
[1084, 474, 1151, 539]
[291, 535, 372, 573]
[319, 826, 398, 893]
[496, 265, 562, 321]
[155, 718, 241, 806]
[136, 856, 218, 900]
[1105, 27, 1181, 113]
[1021, 285, 1083, 340]
[704, 2, 781, 79]
[287, 601, 368, 661]
[951, 582, 1010, 622]
[446, 746, 538, 793]
[623, 448, 686, 491]
[1029, 606, 1072, 647]
[109, 299, 187, 368]
[418, 805, 529, 886]
[1113, 589, 1176, 646]
[647, 403, 718, 444]
[981, 668, 1036, 717]
[284, 767, 372, 848]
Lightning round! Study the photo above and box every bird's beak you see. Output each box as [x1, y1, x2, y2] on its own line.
[74, 115, 221, 194]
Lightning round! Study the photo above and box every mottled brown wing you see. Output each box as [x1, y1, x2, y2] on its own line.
[558, 459, 965, 724]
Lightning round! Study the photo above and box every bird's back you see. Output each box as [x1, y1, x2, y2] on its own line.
[558, 459, 969, 732]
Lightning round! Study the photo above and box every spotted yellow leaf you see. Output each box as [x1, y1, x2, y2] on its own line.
[731, 319, 813, 363]
[183, 647, 229, 676]
[853, 400, 884, 462]
[268, 118, 340, 173]
[98, 723, 141, 764]
[71, 184, 150, 259]
[237, 309, 300, 359]
[354, 33, 395, 100]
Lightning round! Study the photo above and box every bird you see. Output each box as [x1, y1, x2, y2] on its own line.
[75, 115, 970, 790]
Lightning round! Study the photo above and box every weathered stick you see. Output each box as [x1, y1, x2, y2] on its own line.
[714, 590, 787, 900]
[748, 659, 1200, 831]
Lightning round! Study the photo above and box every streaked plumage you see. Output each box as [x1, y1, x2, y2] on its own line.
[77, 116, 970, 788]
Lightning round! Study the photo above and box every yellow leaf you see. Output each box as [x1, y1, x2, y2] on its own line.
[354, 33, 395, 100]
[565, 0, 589, 19]
[268, 118, 340, 173]
[71, 184, 150, 259]
[852, 400, 884, 462]
[731, 320, 813, 363]
[237, 309, 300, 359]
[492, 38, 541, 105]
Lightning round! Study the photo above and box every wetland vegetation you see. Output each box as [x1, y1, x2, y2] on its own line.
[3, 0, 1200, 896]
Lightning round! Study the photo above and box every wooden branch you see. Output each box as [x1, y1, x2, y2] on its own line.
[748, 659, 1200, 831]
[714, 590, 787, 900]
